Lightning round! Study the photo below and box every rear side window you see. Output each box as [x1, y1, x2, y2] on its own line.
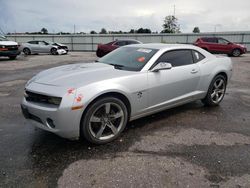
[156, 50, 194, 67]
[114, 41, 127, 46]
[192, 50, 205, 63]
[127, 40, 139, 45]
[203, 38, 217, 43]
[28, 41, 38, 44]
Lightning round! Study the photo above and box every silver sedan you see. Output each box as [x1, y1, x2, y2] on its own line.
[21, 40, 68, 55]
[21, 44, 233, 144]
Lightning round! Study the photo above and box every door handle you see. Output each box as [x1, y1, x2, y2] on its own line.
[191, 69, 198, 74]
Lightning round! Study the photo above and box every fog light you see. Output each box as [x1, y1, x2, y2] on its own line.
[46, 118, 55, 128]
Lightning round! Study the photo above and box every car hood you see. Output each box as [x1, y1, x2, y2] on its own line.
[0, 41, 18, 46]
[32, 63, 136, 87]
[53, 43, 66, 47]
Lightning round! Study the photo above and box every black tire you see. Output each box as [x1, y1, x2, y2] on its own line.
[231, 48, 241, 57]
[50, 48, 58, 55]
[9, 56, 17, 60]
[81, 97, 128, 144]
[23, 48, 31, 55]
[202, 75, 227, 106]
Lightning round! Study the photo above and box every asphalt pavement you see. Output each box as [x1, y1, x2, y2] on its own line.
[0, 52, 250, 188]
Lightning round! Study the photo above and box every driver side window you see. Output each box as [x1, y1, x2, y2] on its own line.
[38, 41, 46, 45]
[218, 38, 228, 44]
[155, 50, 194, 67]
[114, 41, 127, 47]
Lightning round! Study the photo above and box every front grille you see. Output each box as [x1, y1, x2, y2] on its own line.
[7, 45, 18, 51]
[25, 90, 62, 106]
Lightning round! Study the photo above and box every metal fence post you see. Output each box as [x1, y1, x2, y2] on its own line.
[186, 35, 189, 44]
[91, 35, 94, 52]
[71, 35, 74, 51]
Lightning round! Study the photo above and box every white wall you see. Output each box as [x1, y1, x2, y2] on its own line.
[6, 32, 250, 51]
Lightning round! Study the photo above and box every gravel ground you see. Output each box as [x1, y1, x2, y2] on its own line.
[0, 52, 249, 188]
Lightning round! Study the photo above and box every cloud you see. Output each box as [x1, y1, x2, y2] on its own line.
[1, 0, 250, 33]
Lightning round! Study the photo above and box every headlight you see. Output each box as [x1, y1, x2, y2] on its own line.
[47, 97, 62, 106]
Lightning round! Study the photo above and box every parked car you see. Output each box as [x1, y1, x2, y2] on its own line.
[96, 39, 142, 57]
[0, 36, 20, 60]
[194, 37, 247, 57]
[21, 44, 232, 144]
[21, 40, 68, 55]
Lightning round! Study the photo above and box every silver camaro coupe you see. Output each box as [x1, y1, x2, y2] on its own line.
[21, 44, 233, 144]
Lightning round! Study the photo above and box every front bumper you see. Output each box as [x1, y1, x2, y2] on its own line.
[0, 50, 20, 57]
[21, 89, 83, 140]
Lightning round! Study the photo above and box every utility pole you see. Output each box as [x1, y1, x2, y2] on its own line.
[0, 27, 5, 35]
[173, 5, 176, 17]
[74, 24, 76, 34]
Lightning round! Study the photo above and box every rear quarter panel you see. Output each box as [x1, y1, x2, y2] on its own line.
[198, 55, 233, 94]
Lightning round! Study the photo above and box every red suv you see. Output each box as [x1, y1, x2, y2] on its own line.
[96, 39, 142, 57]
[194, 37, 247, 57]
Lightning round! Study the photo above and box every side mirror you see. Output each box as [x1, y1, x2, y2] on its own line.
[152, 62, 172, 72]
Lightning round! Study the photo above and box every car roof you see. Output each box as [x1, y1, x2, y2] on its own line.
[115, 39, 141, 42]
[126, 43, 199, 50]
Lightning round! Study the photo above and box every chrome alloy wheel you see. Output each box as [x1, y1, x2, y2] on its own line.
[211, 78, 226, 103]
[232, 49, 241, 57]
[88, 102, 124, 140]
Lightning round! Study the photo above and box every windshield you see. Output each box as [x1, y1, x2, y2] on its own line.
[0, 36, 8, 41]
[98, 47, 158, 71]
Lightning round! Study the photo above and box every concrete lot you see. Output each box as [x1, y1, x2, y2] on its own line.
[0, 52, 250, 188]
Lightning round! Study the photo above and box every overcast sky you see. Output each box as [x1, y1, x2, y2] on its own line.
[1, 0, 250, 34]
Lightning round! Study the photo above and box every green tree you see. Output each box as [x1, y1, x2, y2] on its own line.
[41, 28, 48, 34]
[162, 15, 180, 33]
[99, 28, 107, 34]
[129, 29, 135, 33]
[90, 30, 97, 34]
[137, 28, 151, 33]
[193, 27, 200, 33]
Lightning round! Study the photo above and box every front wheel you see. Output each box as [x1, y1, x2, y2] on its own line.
[202, 75, 227, 106]
[81, 97, 128, 144]
[50, 48, 58, 55]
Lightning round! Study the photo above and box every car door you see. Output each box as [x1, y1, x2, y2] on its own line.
[28, 41, 39, 52]
[204, 38, 218, 53]
[215, 38, 231, 53]
[147, 49, 201, 110]
[38, 41, 50, 53]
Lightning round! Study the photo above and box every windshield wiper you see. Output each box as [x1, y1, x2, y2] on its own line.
[108, 63, 124, 69]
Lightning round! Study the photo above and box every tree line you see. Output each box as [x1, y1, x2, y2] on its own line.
[7, 15, 201, 35]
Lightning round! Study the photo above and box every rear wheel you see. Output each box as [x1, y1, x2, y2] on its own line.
[232, 49, 241, 57]
[202, 75, 227, 106]
[81, 97, 128, 144]
[23, 48, 31, 55]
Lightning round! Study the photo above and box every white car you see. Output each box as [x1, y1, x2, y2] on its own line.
[20, 40, 68, 55]
[21, 44, 233, 144]
[0, 36, 20, 60]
